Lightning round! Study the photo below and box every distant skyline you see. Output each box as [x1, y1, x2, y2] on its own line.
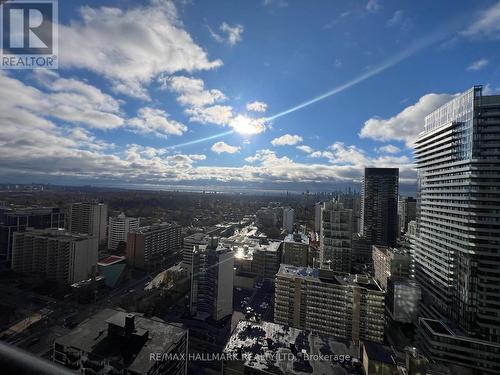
[2, 0, 500, 192]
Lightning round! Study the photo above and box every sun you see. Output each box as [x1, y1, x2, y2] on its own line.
[230, 115, 266, 135]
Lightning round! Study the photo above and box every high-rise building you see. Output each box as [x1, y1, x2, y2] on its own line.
[67, 202, 108, 246]
[126, 223, 181, 272]
[314, 202, 322, 233]
[107, 213, 139, 252]
[282, 232, 310, 267]
[282, 207, 294, 234]
[398, 196, 417, 234]
[274, 265, 385, 343]
[53, 309, 188, 375]
[372, 245, 411, 290]
[190, 237, 234, 321]
[11, 228, 98, 284]
[319, 200, 352, 272]
[361, 168, 399, 247]
[351, 233, 372, 272]
[251, 240, 281, 280]
[0, 207, 64, 262]
[181, 232, 209, 275]
[412, 86, 500, 372]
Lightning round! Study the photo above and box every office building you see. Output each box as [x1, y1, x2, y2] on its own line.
[0, 207, 64, 262]
[319, 200, 352, 272]
[282, 232, 311, 267]
[126, 223, 181, 272]
[274, 265, 385, 343]
[53, 309, 188, 375]
[412, 86, 500, 372]
[386, 279, 421, 323]
[67, 202, 107, 245]
[361, 168, 399, 247]
[190, 237, 234, 321]
[223, 320, 360, 375]
[11, 228, 98, 284]
[398, 196, 417, 234]
[372, 245, 410, 290]
[107, 213, 139, 252]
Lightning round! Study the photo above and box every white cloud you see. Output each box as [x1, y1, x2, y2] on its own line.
[211, 141, 240, 154]
[209, 22, 244, 46]
[386, 10, 410, 30]
[263, 0, 288, 8]
[378, 144, 401, 154]
[366, 0, 381, 13]
[359, 93, 455, 146]
[246, 101, 268, 112]
[185, 105, 234, 126]
[466, 58, 489, 71]
[59, 1, 222, 99]
[461, 1, 500, 39]
[296, 145, 314, 153]
[271, 134, 303, 146]
[128, 107, 187, 138]
[162, 75, 226, 107]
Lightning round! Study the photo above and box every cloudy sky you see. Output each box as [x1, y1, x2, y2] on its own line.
[2, 0, 500, 192]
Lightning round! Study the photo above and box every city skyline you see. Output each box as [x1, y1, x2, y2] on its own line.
[2, 0, 500, 192]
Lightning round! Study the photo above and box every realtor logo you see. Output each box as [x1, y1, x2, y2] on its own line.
[1, 0, 58, 69]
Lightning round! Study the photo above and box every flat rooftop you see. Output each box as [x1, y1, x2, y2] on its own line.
[224, 320, 360, 375]
[98, 255, 126, 266]
[277, 264, 382, 291]
[284, 233, 310, 245]
[56, 309, 186, 374]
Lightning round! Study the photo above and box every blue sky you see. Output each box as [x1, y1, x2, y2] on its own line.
[2, 0, 500, 193]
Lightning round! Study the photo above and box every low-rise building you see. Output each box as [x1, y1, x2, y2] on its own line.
[53, 309, 188, 375]
[223, 320, 361, 375]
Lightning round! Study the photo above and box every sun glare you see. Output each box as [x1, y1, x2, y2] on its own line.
[230, 115, 266, 135]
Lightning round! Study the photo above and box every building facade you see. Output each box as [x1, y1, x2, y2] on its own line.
[190, 237, 234, 321]
[361, 168, 399, 247]
[0, 207, 65, 262]
[67, 202, 107, 246]
[372, 245, 411, 290]
[274, 265, 385, 343]
[411, 87, 500, 372]
[11, 228, 98, 284]
[126, 223, 181, 272]
[282, 207, 294, 234]
[412, 87, 500, 341]
[398, 196, 417, 234]
[319, 200, 352, 272]
[107, 213, 139, 252]
[282, 232, 310, 267]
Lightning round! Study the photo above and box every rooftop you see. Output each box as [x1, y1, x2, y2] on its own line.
[224, 320, 360, 375]
[284, 233, 310, 245]
[98, 255, 126, 266]
[56, 309, 186, 374]
[277, 264, 382, 292]
[363, 342, 396, 365]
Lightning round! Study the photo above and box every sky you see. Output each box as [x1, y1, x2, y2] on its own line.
[2, 0, 500, 193]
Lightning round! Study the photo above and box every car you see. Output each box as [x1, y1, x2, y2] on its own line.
[236, 287, 242, 291]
